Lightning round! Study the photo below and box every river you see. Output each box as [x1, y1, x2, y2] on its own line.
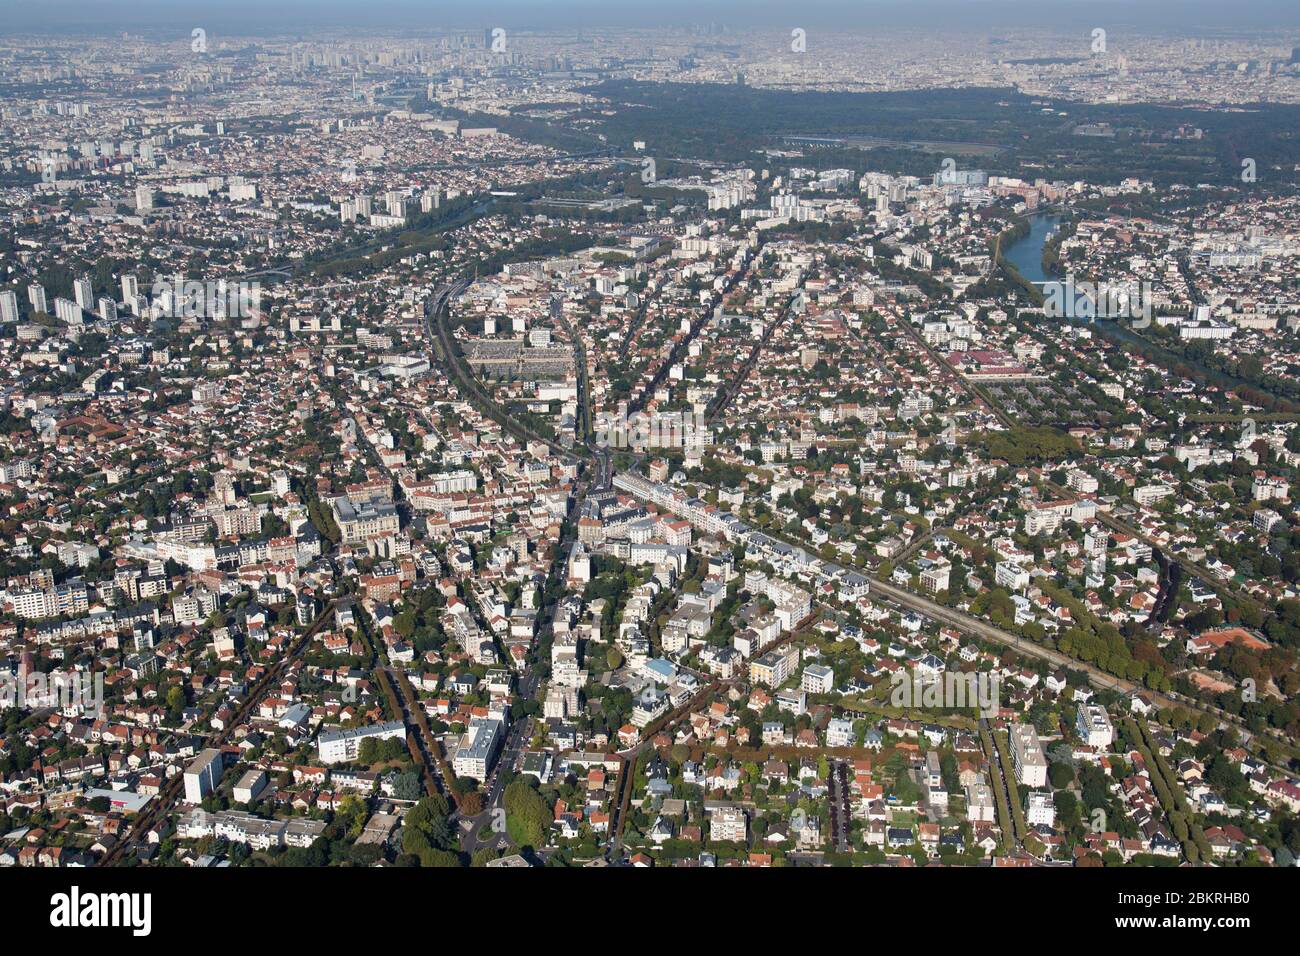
[1001, 211, 1059, 285]
[999, 210, 1283, 404]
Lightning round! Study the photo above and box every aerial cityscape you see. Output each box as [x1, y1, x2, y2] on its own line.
[1, 0, 1299, 897]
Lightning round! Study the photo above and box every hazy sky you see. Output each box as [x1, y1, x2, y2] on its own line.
[2, 1, 1299, 36]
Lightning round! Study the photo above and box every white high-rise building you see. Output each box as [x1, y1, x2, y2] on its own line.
[135, 185, 154, 210]
[73, 278, 94, 310]
[1009, 722, 1048, 788]
[54, 297, 83, 325]
[0, 290, 17, 324]
[121, 275, 138, 301]
[183, 748, 224, 803]
[28, 284, 48, 314]
[451, 717, 503, 779]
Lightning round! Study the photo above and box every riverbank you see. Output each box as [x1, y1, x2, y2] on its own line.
[998, 211, 1298, 412]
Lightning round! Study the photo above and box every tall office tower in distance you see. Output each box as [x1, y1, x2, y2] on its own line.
[28, 284, 47, 315]
[0, 290, 18, 324]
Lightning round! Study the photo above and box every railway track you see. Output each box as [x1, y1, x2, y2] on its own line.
[426, 279, 588, 465]
[628, 243, 759, 417]
[100, 602, 337, 866]
[706, 289, 800, 424]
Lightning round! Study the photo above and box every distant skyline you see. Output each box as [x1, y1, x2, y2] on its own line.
[3, 0, 1300, 36]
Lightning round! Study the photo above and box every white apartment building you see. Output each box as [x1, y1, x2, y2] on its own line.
[233, 769, 268, 804]
[1075, 703, 1114, 748]
[183, 748, 224, 803]
[710, 806, 747, 842]
[73, 277, 94, 310]
[54, 297, 83, 324]
[8, 582, 90, 620]
[966, 782, 997, 823]
[750, 645, 800, 688]
[995, 560, 1030, 591]
[1253, 474, 1289, 503]
[1066, 469, 1099, 494]
[1009, 722, 1048, 788]
[826, 717, 855, 747]
[452, 717, 504, 780]
[1134, 484, 1174, 506]
[920, 562, 951, 594]
[317, 720, 406, 764]
[801, 663, 835, 695]
[1023, 499, 1096, 535]
[1026, 791, 1056, 827]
